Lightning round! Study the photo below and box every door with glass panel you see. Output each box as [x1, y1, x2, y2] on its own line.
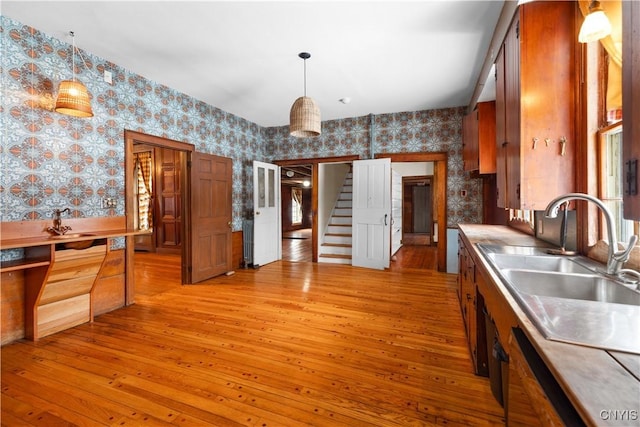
[253, 161, 281, 266]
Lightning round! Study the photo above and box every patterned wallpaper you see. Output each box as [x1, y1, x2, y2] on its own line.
[264, 110, 483, 227]
[1, 16, 482, 236]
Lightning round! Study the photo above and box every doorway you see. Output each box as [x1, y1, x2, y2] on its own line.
[281, 164, 313, 262]
[132, 144, 184, 254]
[125, 130, 233, 289]
[403, 176, 433, 245]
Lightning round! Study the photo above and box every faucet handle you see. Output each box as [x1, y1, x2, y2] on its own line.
[614, 235, 638, 262]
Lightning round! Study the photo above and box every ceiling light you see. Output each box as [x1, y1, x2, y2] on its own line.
[286, 170, 294, 177]
[578, 0, 612, 43]
[290, 52, 320, 138]
[303, 180, 311, 187]
[55, 31, 93, 118]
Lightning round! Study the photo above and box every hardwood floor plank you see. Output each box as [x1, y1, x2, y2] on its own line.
[2, 257, 504, 426]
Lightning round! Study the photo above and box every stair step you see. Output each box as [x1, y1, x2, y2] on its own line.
[325, 233, 351, 237]
[319, 253, 352, 259]
[328, 223, 351, 227]
[322, 243, 351, 248]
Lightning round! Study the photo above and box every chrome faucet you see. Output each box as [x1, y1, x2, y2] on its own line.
[544, 193, 638, 275]
[47, 208, 72, 235]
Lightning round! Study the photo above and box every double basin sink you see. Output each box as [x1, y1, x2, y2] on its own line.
[478, 244, 640, 354]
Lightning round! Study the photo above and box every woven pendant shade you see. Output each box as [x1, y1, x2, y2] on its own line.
[290, 96, 321, 137]
[55, 80, 94, 117]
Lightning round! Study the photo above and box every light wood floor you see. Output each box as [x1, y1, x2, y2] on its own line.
[283, 229, 438, 270]
[1, 255, 505, 426]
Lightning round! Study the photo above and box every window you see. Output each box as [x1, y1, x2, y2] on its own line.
[598, 122, 639, 245]
[292, 187, 303, 225]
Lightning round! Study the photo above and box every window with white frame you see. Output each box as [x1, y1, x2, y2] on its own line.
[598, 122, 638, 245]
[292, 187, 303, 225]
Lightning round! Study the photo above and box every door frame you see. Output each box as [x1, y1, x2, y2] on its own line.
[376, 152, 448, 272]
[273, 155, 360, 262]
[124, 130, 194, 299]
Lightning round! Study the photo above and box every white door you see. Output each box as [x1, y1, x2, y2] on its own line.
[253, 161, 281, 266]
[352, 158, 391, 269]
[391, 169, 403, 256]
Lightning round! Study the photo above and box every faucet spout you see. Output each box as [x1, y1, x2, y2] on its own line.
[544, 193, 637, 275]
[48, 208, 72, 235]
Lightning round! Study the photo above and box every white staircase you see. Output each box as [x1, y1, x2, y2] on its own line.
[319, 172, 353, 264]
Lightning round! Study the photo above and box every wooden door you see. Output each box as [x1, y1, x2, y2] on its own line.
[188, 153, 233, 283]
[352, 158, 391, 270]
[156, 147, 182, 253]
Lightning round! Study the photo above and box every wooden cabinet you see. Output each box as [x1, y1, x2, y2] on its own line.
[495, 2, 576, 210]
[623, 1, 640, 219]
[28, 242, 107, 339]
[457, 236, 488, 376]
[463, 101, 496, 174]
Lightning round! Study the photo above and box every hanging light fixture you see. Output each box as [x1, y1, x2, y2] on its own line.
[290, 52, 320, 138]
[55, 31, 93, 118]
[578, 0, 612, 43]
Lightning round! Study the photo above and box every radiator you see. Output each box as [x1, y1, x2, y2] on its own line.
[242, 219, 254, 267]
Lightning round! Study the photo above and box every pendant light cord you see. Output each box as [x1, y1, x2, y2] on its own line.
[303, 58, 307, 97]
[71, 31, 76, 82]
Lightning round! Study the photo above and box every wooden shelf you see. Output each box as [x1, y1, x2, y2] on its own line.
[0, 256, 51, 273]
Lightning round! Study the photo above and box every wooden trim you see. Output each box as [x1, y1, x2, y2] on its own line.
[124, 130, 195, 152]
[273, 156, 359, 263]
[124, 130, 194, 293]
[1, 217, 126, 241]
[376, 152, 448, 272]
[376, 152, 447, 163]
[312, 163, 319, 262]
[272, 155, 359, 166]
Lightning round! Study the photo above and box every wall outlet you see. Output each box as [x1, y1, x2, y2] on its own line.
[102, 197, 117, 208]
[104, 70, 113, 85]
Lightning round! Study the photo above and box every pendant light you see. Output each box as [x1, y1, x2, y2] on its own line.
[578, 0, 612, 43]
[290, 52, 321, 138]
[55, 31, 94, 118]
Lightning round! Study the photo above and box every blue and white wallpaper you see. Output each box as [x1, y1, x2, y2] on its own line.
[1, 16, 483, 234]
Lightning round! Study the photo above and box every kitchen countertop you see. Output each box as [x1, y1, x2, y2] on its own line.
[458, 224, 640, 427]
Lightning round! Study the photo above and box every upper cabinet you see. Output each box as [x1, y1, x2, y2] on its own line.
[623, 1, 640, 220]
[463, 101, 496, 174]
[495, 2, 576, 210]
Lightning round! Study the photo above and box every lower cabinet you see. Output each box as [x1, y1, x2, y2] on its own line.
[508, 328, 584, 426]
[458, 236, 488, 376]
[32, 243, 107, 339]
[458, 230, 585, 425]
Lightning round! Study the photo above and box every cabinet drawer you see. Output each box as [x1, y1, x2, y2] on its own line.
[37, 293, 90, 338]
[48, 245, 106, 282]
[39, 275, 96, 305]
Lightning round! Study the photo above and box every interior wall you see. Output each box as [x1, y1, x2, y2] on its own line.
[1, 16, 484, 250]
[265, 111, 484, 228]
[1, 17, 262, 231]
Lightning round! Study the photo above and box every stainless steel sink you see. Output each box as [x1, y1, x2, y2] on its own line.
[487, 253, 593, 274]
[478, 244, 640, 353]
[502, 269, 640, 306]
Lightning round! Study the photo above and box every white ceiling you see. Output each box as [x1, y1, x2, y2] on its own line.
[2, 1, 504, 128]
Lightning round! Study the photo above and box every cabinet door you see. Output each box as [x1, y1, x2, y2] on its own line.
[504, 14, 521, 208]
[463, 110, 479, 171]
[495, 46, 508, 209]
[623, 1, 640, 219]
